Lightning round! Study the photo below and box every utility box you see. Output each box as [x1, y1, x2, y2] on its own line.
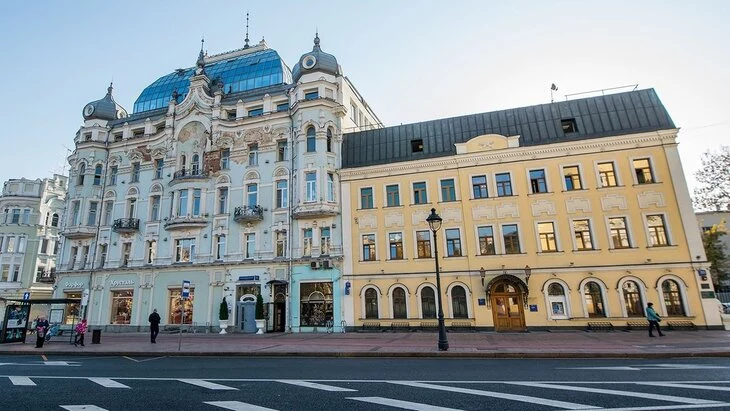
[91, 329, 101, 344]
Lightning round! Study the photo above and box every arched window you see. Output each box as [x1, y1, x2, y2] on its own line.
[77, 163, 86, 185]
[191, 154, 200, 174]
[93, 164, 103, 185]
[451, 285, 468, 318]
[622, 280, 644, 317]
[392, 287, 407, 319]
[584, 281, 605, 317]
[662, 279, 686, 316]
[421, 287, 436, 319]
[326, 128, 333, 152]
[365, 288, 379, 319]
[51, 213, 59, 227]
[547, 283, 568, 319]
[306, 127, 316, 152]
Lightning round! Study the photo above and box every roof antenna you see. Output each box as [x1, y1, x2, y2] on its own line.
[244, 11, 250, 49]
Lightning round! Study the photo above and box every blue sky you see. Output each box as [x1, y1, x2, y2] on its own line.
[1, 1, 728, 191]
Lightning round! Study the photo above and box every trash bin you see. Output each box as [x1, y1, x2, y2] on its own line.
[91, 329, 101, 344]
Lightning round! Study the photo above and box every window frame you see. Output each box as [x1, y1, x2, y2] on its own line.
[596, 161, 619, 188]
[412, 181, 428, 205]
[360, 187, 374, 209]
[607, 216, 632, 249]
[471, 175, 488, 199]
[580, 279, 609, 318]
[361, 233, 377, 262]
[528, 168, 549, 194]
[562, 164, 584, 191]
[645, 213, 671, 247]
[495, 172, 514, 197]
[544, 280, 570, 320]
[439, 178, 457, 202]
[476, 225, 496, 256]
[388, 232, 404, 260]
[444, 227, 463, 257]
[415, 230, 432, 259]
[631, 157, 656, 185]
[385, 184, 401, 207]
[536, 221, 559, 252]
[501, 223, 522, 254]
[570, 218, 596, 251]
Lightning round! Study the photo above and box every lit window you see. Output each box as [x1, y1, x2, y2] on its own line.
[584, 282, 606, 318]
[622, 280, 644, 317]
[598, 162, 618, 187]
[110, 290, 134, 324]
[168, 288, 194, 324]
[538, 222, 558, 252]
[362, 234, 376, 261]
[608, 217, 631, 248]
[563, 166, 582, 190]
[389, 232, 403, 260]
[572, 219, 594, 250]
[416, 230, 431, 258]
[477, 226, 496, 255]
[647, 214, 669, 246]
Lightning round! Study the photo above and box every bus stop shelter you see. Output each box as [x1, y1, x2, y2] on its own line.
[0, 298, 81, 344]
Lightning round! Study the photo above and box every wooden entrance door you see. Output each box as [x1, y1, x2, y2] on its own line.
[491, 281, 526, 332]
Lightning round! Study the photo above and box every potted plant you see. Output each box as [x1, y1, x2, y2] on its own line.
[219, 297, 229, 334]
[255, 294, 265, 334]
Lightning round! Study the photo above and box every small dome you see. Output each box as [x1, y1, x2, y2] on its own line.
[292, 33, 341, 83]
[82, 83, 128, 121]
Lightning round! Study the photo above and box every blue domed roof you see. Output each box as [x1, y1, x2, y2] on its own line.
[133, 48, 292, 113]
[292, 34, 341, 83]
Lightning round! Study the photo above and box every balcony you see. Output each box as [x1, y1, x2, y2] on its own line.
[35, 272, 56, 284]
[170, 169, 208, 186]
[292, 203, 339, 219]
[233, 205, 264, 223]
[164, 215, 209, 231]
[112, 218, 140, 233]
[61, 225, 96, 239]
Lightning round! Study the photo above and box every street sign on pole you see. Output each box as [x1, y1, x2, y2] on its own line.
[23, 292, 30, 300]
[181, 280, 190, 300]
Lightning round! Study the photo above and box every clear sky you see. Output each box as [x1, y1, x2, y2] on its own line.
[1, 1, 728, 192]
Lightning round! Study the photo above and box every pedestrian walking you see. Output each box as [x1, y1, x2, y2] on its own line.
[74, 319, 88, 346]
[646, 302, 665, 337]
[149, 308, 161, 344]
[35, 316, 49, 348]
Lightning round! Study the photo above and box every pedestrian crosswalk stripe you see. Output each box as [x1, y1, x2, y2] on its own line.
[60, 406, 109, 411]
[204, 401, 277, 410]
[9, 376, 35, 386]
[348, 396, 464, 410]
[178, 378, 238, 390]
[390, 381, 599, 410]
[507, 382, 720, 405]
[87, 378, 130, 389]
[597, 403, 730, 411]
[637, 382, 730, 392]
[276, 380, 357, 392]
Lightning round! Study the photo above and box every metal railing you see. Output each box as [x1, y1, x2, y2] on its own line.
[112, 218, 140, 231]
[233, 205, 264, 221]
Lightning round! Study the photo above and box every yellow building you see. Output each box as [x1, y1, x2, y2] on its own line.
[339, 89, 723, 332]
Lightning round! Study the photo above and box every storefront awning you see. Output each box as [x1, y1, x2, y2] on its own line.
[265, 280, 289, 286]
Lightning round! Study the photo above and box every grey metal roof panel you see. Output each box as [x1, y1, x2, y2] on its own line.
[342, 89, 675, 169]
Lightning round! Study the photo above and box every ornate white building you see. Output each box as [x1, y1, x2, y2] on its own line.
[55, 35, 380, 332]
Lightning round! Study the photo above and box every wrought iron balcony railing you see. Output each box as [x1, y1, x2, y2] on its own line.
[233, 205, 264, 223]
[112, 218, 140, 233]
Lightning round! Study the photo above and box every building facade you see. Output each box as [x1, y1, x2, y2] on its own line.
[696, 211, 729, 293]
[340, 89, 724, 331]
[55, 36, 379, 332]
[0, 175, 67, 312]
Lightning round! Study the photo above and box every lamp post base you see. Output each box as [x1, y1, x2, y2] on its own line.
[437, 319, 449, 351]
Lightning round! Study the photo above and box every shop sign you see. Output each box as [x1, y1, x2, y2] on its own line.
[238, 275, 260, 281]
[110, 279, 135, 287]
[64, 281, 85, 289]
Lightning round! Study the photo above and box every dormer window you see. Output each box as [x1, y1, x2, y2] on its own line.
[561, 118, 577, 134]
[84, 133, 92, 141]
[305, 90, 319, 100]
[248, 106, 263, 117]
[411, 139, 424, 153]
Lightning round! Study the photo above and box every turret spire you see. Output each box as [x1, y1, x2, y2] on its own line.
[313, 29, 321, 51]
[196, 37, 206, 73]
[244, 11, 250, 49]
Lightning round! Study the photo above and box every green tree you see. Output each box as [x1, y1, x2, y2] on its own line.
[693, 145, 730, 211]
[219, 297, 229, 321]
[701, 221, 728, 287]
[255, 294, 265, 320]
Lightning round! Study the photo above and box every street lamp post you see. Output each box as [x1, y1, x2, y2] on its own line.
[426, 208, 449, 351]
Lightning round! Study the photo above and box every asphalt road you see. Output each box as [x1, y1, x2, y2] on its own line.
[1, 355, 730, 410]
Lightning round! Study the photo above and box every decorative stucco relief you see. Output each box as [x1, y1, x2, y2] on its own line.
[601, 194, 628, 211]
[531, 200, 557, 217]
[358, 214, 377, 229]
[496, 202, 519, 219]
[565, 197, 591, 214]
[637, 190, 666, 208]
[411, 209, 430, 226]
[441, 208, 463, 223]
[384, 212, 404, 228]
[472, 205, 495, 220]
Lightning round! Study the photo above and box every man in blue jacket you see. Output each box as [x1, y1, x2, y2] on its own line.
[646, 302, 665, 337]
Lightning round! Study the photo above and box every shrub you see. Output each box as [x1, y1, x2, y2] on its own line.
[219, 297, 229, 321]
[255, 294, 265, 320]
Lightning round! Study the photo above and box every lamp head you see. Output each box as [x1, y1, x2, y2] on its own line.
[426, 208, 442, 232]
[524, 265, 532, 283]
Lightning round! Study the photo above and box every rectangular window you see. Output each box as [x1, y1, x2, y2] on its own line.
[573, 219, 594, 250]
[121, 243, 131, 267]
[305, 172, 317, 202]
[87, 201, 98, 226]
[131, 162, 140, 183]
[169, 288, 194, 325]
[647, 214, 669, 246]
[242, 184, 256, 208]
[478, 226, 496, 255]
[320, 227, 331, 255]
[538, 222, 558, 252]
[146, 240, 156, 264]
[445, 228, 462, 257]
[192, 189, 201, 216]
[109, 166, 118, 185]
[175, 238, 195, 262]
[563, 166, 582, 191]
[598, 162, 618, 187]
[360, 187, 374, 209]
[220, 149, 230, 170]
[11, 208, 20, 224]
[276, 102, 289, 112]
[561, 118, 577, 133]
[40, 238, 49, 254]
[70, 201, 80, 226]
[503, 224, 521, 254]
[22, 209, 30, 224]
[276, 180, 288, 208]
[244, 233, 255, 259]
[218, 187, 229, 214]
[178, 190, 188, 216]
[150, 196, 161, 221]
[411, 139, 423, 153]
[93, 165, 102, 185]
[215, 234, 226, 260]
[441, 179, 456, 202]
[416, 231, 432, 258]
[362, 234, 376, 261]
[386, 185, 400, 207]
[327, 173, 335, 202]
[98, 244, 107, 268]
[303, 228, 313, 256]
[389, 232, 404, 260]
[277, 141, 288, 162]
[608, 217, 631, 249]
[154, 159, 164, 179]
[110, 290, 134, 325]
[472, 175, 488, 199]
[247, 106, 263, 117]
[305, 90, 319, 100]
[248, 144, 258, 166]
[529, 169, 548, 193]
[103, 200, 113, 225]
[413, 182, 428, 204]
[496, 173, 513, 197]
[633, 158, 654, 184]
[276, 231, 287, 257]
[350, 103, 358, 124]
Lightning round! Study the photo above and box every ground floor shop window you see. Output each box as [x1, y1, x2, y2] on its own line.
[300, 282, 333, 326]
[110, 290, 134, 324]
[64, 292, 81, 325]
[169, 288, 194, 324]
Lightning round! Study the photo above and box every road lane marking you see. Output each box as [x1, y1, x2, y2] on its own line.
[41, 355, 47, 361]
[507, 382, 720, 405]
[178, 378, 238, 390]
[123, 356, 167, 363]
[88, 377, 130, 389]
[60, 406, 109, 411]
[389, 381, 599, 410]
[599, 403, 730, 411]
[204, 401, 277, 410]
[348, 397, 464, 410]
[637, 382, 730, 392]
[276, 380, 357, 392]
[9, 376, 35, 386]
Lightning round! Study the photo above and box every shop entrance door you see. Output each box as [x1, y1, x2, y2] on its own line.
[272, 302, 285, 332]
[237, 301, 256, 333]
[490, 281, 526, 332]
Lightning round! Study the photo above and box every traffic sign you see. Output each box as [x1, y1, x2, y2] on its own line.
[23, 292, 30, 300]
[182, 280, 191, 299]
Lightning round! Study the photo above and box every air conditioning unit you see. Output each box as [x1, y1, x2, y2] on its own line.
[322, 260, 332, 269]
[310, 261, 320, 269]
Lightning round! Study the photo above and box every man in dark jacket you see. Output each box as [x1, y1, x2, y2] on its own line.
[35, 316, 50, 348]
[148, 309, 161, 343]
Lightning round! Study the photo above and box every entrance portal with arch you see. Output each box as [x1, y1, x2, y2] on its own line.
[486, 275, 527, 332]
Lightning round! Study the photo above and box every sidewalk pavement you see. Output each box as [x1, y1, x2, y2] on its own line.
[2, 329, 729, 358]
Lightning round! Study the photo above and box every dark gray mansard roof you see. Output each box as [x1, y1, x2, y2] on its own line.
[341, 88, 675, 169]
